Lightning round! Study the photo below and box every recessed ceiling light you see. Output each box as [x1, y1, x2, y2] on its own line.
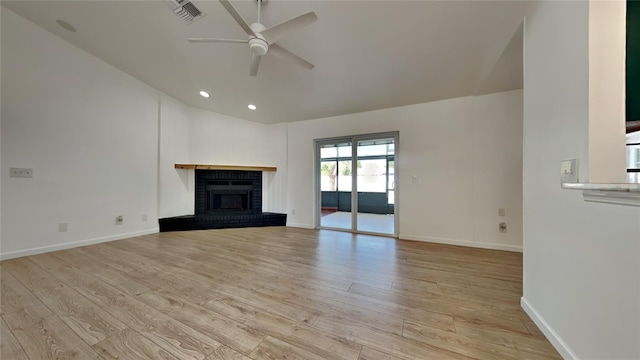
[248, 104, 257, 110]
[56, 20, 76, 33]
[199, 90, 210, 98]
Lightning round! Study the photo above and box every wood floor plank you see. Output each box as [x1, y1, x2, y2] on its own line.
[87, 265, 159, 297]
[128, 264, 224, 306]
[348, 282, 530, 334]
[29, 249, 97, 272]
[0, 227, 560, 360]
[259, 278, 456, 333]
[358, 346, 404, 360]
[200, 294, 363, 360]
[521, 317, 547, 339]
[3, 304, 102, 360]
[451, 317, 563, 359]
[205, 346, 252, 360]
[71, 243, 163, 273]
[249, 336, 330, 360]
[0, 269, 44, 315]
[403, 320, 561, 360]
[60, 275, 221, 360]
[92, 328, 180, 360]
[137, 291, 267, 355]
[247, 280, 405, 335]
[201, 281, 320, 325]
[0, 318, 29, 360]
[312, 313, 473, 360]
[6, 258, 128, 346]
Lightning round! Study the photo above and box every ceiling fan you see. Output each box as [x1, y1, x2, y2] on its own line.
[188, 0, 317, 76]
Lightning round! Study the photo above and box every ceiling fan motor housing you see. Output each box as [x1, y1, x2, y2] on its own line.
[249, 22, 268, 55]
[249, 37, 268, 55]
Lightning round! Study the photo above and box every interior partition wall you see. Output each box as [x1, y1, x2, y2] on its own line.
[315, 132, 399, 236]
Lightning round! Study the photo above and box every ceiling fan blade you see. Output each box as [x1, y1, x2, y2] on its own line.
[250, 53, 261, 76]
[260, 12, 317, 44]
[219, 0, 255, 36]
[269, 44, 314, 70]
[188, 38, 248, 43]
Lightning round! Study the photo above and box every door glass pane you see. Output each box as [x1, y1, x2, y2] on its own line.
[337, 160, 353, 191]
[320, 161, 337, 191]
[356, 138, 395, 234]
[388, 160, 395, 205]
[320, 142, 352, 229]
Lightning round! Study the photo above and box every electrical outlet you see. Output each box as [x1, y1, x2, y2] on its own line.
[291, 209, 296, 215]
[498, 208, 506, 217]
[411, 175, 419, 183]
[58, 223, 68, 232]
[142, 214, 148, 221]
[499, 222, 507, 233]
[116, 215, 124, 225]
[10, 168, 33, 178]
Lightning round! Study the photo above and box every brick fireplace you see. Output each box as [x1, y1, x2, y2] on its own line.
[159, 166, 286, 232]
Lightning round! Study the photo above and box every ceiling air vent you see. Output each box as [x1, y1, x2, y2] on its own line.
[164, 0, 205, 24]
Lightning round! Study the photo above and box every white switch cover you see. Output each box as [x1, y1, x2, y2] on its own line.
[560, 159, 578, 183]
[411, 176, 419, 183]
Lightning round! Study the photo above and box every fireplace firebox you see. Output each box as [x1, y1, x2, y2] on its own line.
[195, 170, 262, 215]
[206, 180, 253, 212]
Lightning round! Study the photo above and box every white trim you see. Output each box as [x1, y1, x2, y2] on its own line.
[561, 182, 640, 191]
[0, 228, 159, 260]
[286, 223, 315, 229]
[399, 234, 523, 252]
[521, 297, 578, 360]
[582, 190, 640, 207]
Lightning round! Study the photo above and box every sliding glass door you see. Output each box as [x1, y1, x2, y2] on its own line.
[316, 132, 398, 236]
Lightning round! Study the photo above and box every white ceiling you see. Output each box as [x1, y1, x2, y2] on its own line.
[1, 0, 526, 124]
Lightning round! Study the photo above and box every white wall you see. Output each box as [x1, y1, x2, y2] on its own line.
[286, 90, 524, 251]
[1, 9, 160, 259]
[188, 104, 288, 213]
[157, 95, 289, 217]
[1, 8, 288, 250]
[522, 2, 640, 359]
[158, 94, 191, 218]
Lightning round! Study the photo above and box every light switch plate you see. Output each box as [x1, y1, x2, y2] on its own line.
[10, 168, 33, 178]
[560, 159, 578, 184]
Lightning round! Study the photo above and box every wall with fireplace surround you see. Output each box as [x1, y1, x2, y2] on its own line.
[157, 94, 288, 219]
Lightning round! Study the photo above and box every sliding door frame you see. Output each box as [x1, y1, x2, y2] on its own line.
[314, 131, 399, 237]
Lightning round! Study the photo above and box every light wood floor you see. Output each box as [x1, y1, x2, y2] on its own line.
[1, 227, 561, 360]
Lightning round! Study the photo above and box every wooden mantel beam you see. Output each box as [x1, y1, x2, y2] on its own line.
[175, 164, 277, 172]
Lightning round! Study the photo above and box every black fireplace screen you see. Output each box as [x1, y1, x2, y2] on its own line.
[208, 190, 252, 211]
[206, 180, 254, 212]
[195, 170, 262, 215]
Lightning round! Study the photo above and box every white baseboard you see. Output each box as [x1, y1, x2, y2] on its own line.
[521, 297, 576, 360]
[286, 222, 315, 229]
[399, 234, 522, 252]
[0, 228, 159, 261]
